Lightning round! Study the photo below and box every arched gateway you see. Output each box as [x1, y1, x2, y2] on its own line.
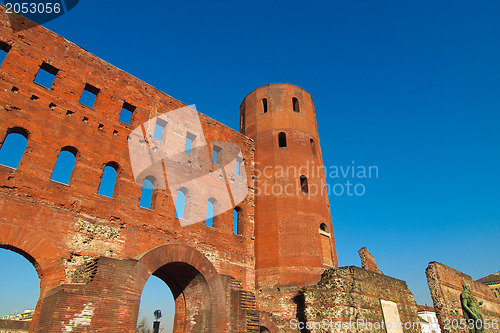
[0, 223, 67, 332]
[125, 244, 228, 332]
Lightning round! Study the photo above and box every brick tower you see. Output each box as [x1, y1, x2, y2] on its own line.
[240, 83, 338, 288]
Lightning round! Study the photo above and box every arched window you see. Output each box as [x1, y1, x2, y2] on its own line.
[233, 207, 241, 235]
[98, 162, 119, 198]
[278, 132, 287, 148]
[50, 146, 77, 185]
[175, 188, 188, 219]
[300, 175, 308, 193]
[206, 198, 216, 227]
[310, 138, 316, 155]
[262, 98, 268, 113]
[139, 177, 156, 209]
[319, 222, 334, 266]
[0, 128, 28, 169]
[292, 97, 300, 112]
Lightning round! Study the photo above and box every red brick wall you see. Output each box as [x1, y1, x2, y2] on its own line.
[241, 83, 338, 289]
[0, 9, 255, 332]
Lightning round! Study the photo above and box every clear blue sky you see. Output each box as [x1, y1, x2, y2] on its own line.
[1, 0, 500, 329]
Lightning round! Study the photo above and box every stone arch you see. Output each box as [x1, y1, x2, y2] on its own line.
[124, 244, 228, 332]
[0, 222, 66, 331]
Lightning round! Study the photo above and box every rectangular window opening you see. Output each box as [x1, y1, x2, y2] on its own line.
[185, 132, 196, 154]
[34, 62, 59, 89]
[79, 83, 99, 108]
[119, 101, 136, 125]
[153, 118, 167, 141]
[236, 157, 243, 176]
[212, 145, 221, 164]
[0, 41, 12, 66]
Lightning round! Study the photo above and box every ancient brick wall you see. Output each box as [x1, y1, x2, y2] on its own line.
[0, 9, 256, 332]
[257, 266, 420, 332]
[426, 262, 500, 333]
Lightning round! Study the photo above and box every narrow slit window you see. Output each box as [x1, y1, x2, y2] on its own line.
[233, 207, 241, 235]
[0, 41, 12, 66]
[300, 175, 309, 193]
[212, 145, 221, 164]
[206, 199, 215, 227]
[50, 147, 78, 185]
[79, 83, 99, 108]
[310, 138, 316, 155]
[139, 177, 155, 209]
[0, 129, 28, 169]
[97, 163, 118, 198]
[262, 98, 268, 113]
[292, 97, 300, 112]
[278, 132, 287, 148]
[185, 132, 196, 154]
[175, 189, 187, 219]
[119, 102, 136, 125]
[153, 118, 167, 141]
[241, 112, 245, 133]
[33, 62, 59, 89]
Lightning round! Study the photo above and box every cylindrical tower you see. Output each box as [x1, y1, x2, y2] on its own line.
[240, 83, 338, 289]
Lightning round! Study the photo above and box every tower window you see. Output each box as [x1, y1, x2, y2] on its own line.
[0, 128, 28, 169]
[50, 147, 78, 185]
[319, 223, 330, 235]
[79, 83, 99, 108]
[300, 175, 308, 193]
[310, 138, 316, 155]
[292, 97, 300, 113]
[119, 102, 136, 125]
[0, 41, 12, 66]
[278, 132, 287, 148]
[34, 62, 59, 89]
[262, 98, 268, 113]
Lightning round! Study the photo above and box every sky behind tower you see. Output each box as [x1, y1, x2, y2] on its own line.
[1, 0, 499, 330]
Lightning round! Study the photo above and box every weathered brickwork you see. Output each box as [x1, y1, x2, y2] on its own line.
[0, 8, 435, 333]
[358, 247, 383, 274]
[0, 9, 256, 333]
[257, 266, 420, 332]
[426, 262, 500, 333]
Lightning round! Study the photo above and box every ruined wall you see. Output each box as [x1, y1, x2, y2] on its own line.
[358, 247, 383, 274]
[426, 262, 500, 333]
[0, 8, 256, 333]
[256, 266, 420, 332]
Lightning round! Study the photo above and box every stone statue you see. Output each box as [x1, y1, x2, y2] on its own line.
[460, 283, 484, 333]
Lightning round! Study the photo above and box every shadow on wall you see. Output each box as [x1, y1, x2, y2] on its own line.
[293, 290, 310, 333]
